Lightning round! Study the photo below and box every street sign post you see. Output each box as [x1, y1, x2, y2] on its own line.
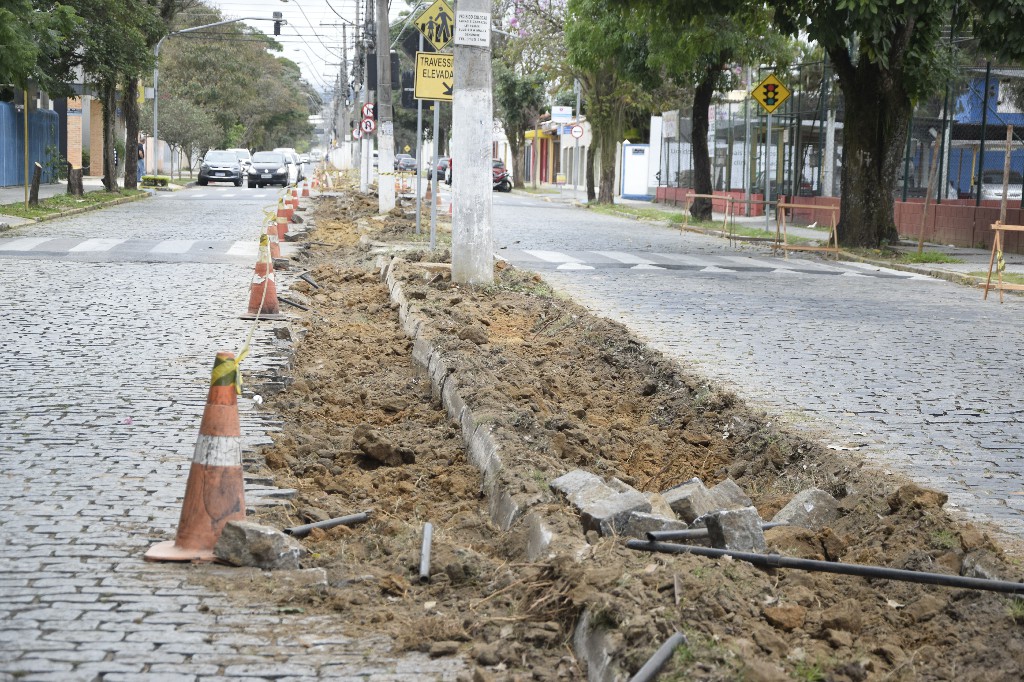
[361, 102, 374, 119]
[360, 118, 376, 134]
[416, 0, 455, 51]
[352, 128, 363, 140]
[570, 124, 584, 139]
[414, 52, 454, 101]
[751, 73, 790, 114]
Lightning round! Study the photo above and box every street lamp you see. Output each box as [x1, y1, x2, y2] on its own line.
[152, 14, 283, 173]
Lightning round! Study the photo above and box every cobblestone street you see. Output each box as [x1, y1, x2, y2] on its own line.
[493, 194, 1024, 545]
[0, 191, 465, 681]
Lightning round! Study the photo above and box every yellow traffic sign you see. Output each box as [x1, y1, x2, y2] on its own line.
[414, 52, 453, 101]
[416, 0, 455, 51]
[751, 73, 790, 114]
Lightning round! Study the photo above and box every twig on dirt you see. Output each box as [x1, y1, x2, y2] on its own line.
[470, 578, 532, 611]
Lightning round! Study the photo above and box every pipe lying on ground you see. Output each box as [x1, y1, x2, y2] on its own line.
[277, 296, 309, 311]
[284, 511, 372, 538]
[419, 522, 434, 583]
[298, 272, 321, 289]
[647, 522, 787, 542]
[625, 540, 1024, 595]
[628, 631, 687, 682]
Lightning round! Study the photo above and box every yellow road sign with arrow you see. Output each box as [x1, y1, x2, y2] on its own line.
[414, 52, 454, 101]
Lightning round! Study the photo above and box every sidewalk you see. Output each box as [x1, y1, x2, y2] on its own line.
[527, 184, 1024, 290]
[0, 177, 109, 227]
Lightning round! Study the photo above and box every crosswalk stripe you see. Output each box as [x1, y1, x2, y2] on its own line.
[68, 238, 125, 252]
[593, 250, 656, 264]
[524, 249, 583, 263]
[150, 240, 196, 254]
[557, 262, 595, 270]
[0, 238, 54, 251]
[226, 241, 258, 258]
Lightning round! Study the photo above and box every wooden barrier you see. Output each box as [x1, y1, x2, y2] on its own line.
[676, 192, 736, 243]
[773, 201, 839, 259]
[983, 222, 1024, 303]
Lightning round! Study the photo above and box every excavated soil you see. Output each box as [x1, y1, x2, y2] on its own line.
[211, 178, 1024, 681]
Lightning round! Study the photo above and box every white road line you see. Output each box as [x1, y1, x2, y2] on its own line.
[842, 261, 933, 280]
[631, 263, 665, 270]
[699, 265, 738, 273]
[557, 262, 595, 270]
[524, 250, 584, 263]
[227, 241, 259, 258]
[592, 250, 656, 264]
[0, 238, 54, 251]
[68, 238, 125, 252]
[150, 240, 196, 254]
[654, 253, 721, 267]
[718, 255, 796, 270]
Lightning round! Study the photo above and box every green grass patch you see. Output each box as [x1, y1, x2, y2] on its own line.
[0, 189, 147, 220]
[969, 270, 1024, 286]
[517, 186, 560, 195]
[588, 203, 685, 224]
[897, 251, 964, 264]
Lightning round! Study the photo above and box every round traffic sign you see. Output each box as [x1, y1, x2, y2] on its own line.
[360, 117, 376, 134]
[361, 103, 375, 119]
[352, 127, 363, 140]
[570, 124, 584, 139]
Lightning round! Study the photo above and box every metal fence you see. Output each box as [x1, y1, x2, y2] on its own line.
[0, 103, 60, 187]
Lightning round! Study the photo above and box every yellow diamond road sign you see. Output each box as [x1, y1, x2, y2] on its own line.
[416, 0, 455, 51]
[751, 73, 790, 114]
[415, 52, 454, 102]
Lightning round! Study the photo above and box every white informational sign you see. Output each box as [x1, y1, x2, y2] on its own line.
[551, 106, 572, 123]
[380, 120, 394, 137]
[454, 11, 490, 47]
[663, 110, 678, 140]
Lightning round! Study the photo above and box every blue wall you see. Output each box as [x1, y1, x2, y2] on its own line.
[0, 103, 60, 187]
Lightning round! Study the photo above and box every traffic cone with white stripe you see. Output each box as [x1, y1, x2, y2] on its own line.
[266, 220, 281, 259]
[242, 234, 285, 320]
[144, 352, 246, 562]
[301, 180, 310, 198]
[278, 197, 293, 224]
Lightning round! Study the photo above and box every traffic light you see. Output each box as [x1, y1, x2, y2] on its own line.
[272, 11, 284, 36]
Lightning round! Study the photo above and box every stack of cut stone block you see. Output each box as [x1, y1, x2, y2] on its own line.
[550, 470, 840, 554]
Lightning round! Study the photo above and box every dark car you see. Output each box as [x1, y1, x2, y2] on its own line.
[492, 158, 506, 171]
[397, 156, 418, 172]
[198, 149, 243, 186]
[247, 151, 290, 188]
[429, 156, 449, 180]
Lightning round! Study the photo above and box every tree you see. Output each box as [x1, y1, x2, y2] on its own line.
[642, 8, 795, 220]
[0, 1, 79, 92]
[142, 95, 220, 175]
[493, 62, 545, 189]
[566, 0, 658, 203]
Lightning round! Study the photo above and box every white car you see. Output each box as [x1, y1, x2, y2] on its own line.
[978, 170, 1023, 201]
[272, 147, 302, 184]
[227, 148, 252, 174]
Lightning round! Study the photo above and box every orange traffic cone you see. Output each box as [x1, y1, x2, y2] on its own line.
[266, 221, 281, 259]
[242, 234, 285, 319]
[301, 181, 310, 198]
[278, 198, 293, 222]
[276, 209, 289, 237]
[145, 351, 246, 562]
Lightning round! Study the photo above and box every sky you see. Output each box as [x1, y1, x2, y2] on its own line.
[196, 0, 416, 98]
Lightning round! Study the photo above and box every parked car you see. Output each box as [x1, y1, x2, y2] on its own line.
[395, 153, 412, 170]
[397, 156, 418, 172]
[976, 169, 1023, 201]
[429, 156, 449, 180]
[198, 149, 243, 186]
[246, 151, 289, 188]
[272, 147, 302, 184]
[299, 153, 310, 164]
[227, 148, 252, 174]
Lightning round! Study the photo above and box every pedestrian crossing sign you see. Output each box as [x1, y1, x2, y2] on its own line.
[417, 0, 455, 51]
[751, 73, 790, 114]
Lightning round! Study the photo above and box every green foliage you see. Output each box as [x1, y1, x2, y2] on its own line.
[0, 1, 80, 91]
[0, 189, 146, 220]
[899, 252, 964, 264]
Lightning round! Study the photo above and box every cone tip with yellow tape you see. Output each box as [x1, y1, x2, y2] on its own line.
[145, 351, 246, 562]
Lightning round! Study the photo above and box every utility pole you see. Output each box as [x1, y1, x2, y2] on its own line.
[376, 0, 396, 212]
[451, 0, 493, 284]
[360, 0, 371, 194]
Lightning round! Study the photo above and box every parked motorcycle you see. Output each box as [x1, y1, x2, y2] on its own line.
[492, 169, 512, 192]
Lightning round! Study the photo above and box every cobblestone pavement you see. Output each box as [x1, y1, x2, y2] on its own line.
[492, 193, 1024, 546]
[0, 192, 466, 680]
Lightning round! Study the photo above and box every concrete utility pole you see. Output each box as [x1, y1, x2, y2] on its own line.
[451, 0, 494, 285]
[376, 0, 396, 212]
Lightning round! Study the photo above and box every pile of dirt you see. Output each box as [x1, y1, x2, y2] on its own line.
[223, 178, 1024, 681]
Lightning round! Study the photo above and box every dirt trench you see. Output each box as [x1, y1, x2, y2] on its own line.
[219, 181, 1024, 681]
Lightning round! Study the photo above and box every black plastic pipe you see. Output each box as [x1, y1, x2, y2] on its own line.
[283, 511, 372, 538]
[419, 522, 434, 583]
[628, 631, 687, 682]
[647, 522, 787, 542]
[626, 540, 1024, 595]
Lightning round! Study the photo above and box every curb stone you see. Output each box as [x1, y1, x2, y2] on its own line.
[0, 191, 151, 226]
[377, 254, 626, 681]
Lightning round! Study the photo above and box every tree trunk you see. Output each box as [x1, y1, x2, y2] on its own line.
[101, 82, 117, 192]
[67, 164, 84, 196]
[124, 78, 139, 191]
[689, 62, 720, 221]
[509, 129, 525, 189]
[29, 162, 42, 206]
[586, 143, 596, 202]
[831, 55, 908, 247]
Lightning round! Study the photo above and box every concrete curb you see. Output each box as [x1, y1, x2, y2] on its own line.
[377, 255, 624, 681]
